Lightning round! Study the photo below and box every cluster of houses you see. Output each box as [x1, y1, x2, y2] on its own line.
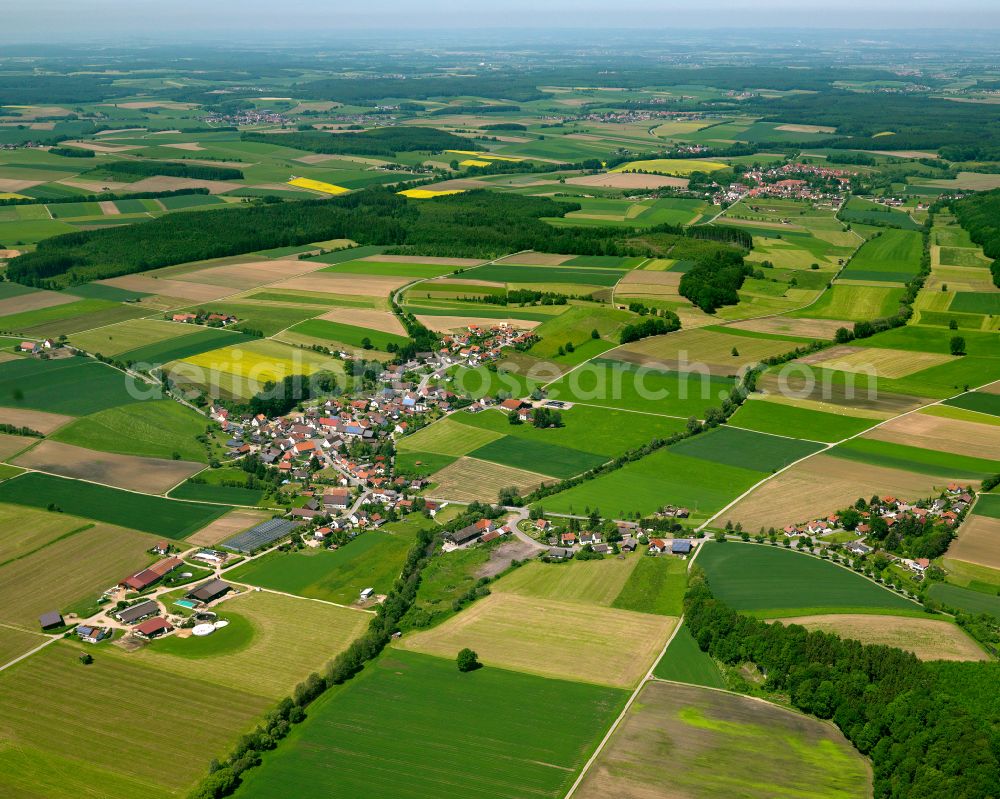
[536, 518, 695, 560]
[439, 324, 535, 366]
[716, 162, 856, 205]
[17, 338, 57, 356]
[169, 311, 238, 326]
[786, 485, 975, 576]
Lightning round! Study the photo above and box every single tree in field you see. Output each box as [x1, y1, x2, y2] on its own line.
[950, 336, 966, 356]
[457, 648, 481, 672]
[79, 653, 93, 665]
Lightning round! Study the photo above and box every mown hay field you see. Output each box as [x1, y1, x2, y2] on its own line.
[428, 456, 552, 502]
[68, 318, 195, 357]
[0, 521, 159, 627]
[396, 416, 503, 457]
[864, 411, 1000, 461]
[573, 681, 871, 799]
[723, 453, 963, 531]
[134, 590, 370, 698]
[397, 592, 676, 688]
[772, 614, 987, 661]
[947, 513, 1000, 572]
[233, 649, 627, 799]
[494, 556, 641, 607]
[0, 641, 270, 799]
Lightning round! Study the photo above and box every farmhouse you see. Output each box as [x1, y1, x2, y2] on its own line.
[75, 625, 111, 644]
[134, 617, 172, 639]
[116, 600, 159, 625]
[187, 578, 231, 605]
[447, 524, 482, 546]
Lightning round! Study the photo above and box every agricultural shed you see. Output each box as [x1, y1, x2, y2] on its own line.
[38, 611, 63, 630]
[671, 540, 692, 555]
[186, 578, 231, 604]
[116, 600, 159, 625]
[134, 617, 172, 639]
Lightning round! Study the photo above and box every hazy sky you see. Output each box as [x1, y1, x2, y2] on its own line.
[5, 0, 1000, 39]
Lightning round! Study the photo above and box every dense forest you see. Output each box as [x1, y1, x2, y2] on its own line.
[746, 91, 1000, 152]
[678, 253, 753, 312]
[95, 161, 245, 181]
[241, 126, 469, 157]
[7, 189, 694, 286]
[952, 190, 1000, 287]
[685, 566, 1000, 798]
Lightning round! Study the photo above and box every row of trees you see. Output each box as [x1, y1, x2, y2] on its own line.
[189, 524, 438, 799]
[952, 190, 1000, 287]
[619, 312, 680, 343]
[685, 571, 1000, 798]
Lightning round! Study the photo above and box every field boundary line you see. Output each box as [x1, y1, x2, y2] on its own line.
[563, 614, 684, 799]
[0, 636, 58, 673]
[225, 582, 377, 615]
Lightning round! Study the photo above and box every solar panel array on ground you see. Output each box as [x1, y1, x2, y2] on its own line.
[221, 519, 300, 553]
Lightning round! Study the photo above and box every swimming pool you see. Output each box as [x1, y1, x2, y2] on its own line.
[174, 599, 197, 609]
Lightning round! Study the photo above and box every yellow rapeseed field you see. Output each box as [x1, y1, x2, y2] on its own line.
[287, 177, 350, 195]
[397, 188, 467, 199]
[610, 158, 728, 176]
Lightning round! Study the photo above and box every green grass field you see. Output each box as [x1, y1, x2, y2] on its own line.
[495, 556, 640, 607]
[728, 399, 875, 442]
[793, 284, 904, 322]
[927, 582, 1000, 619]
[170, 480, 265, 505]
[545, 359, 737, 419]
[668, 425, 824, 473]
[831, 438, 1000, 480]
[0, 298, 119, 334]
[945, 391, 1000, 418]
[454, 405, 684, 458]
[611, 554, 688, 616]
[227, 523, 420, 603]
[975, 494, 1000, 519]
[469, 435, 607, 479]
[287, 318, 409, 350]
[397, 415, 503, 457]
[536, 445, 765, 519]
[51, 399, 207, 461]
[949, 293, 1000, 315]
[840, 229, 923, 283]
[0, 357, 137, 415]
[0, 472, 229, 538]
[234, 649, 627, 799]
[653, 622, 726, 688]
[697, 542, 919, 616]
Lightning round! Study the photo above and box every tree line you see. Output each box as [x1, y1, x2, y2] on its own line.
[685, 566, 1000, 798]
[952, 190, 1000, 287]
[241, 126, 468, 157]
[95, 160, 244, 181]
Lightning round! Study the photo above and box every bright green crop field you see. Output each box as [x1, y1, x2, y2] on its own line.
[0, 357, 136, 415]
[727, 399, 875, 443]
[612, 554, 688, 616]
[653, 622, 726, 688]
[697, 542, 920, 617]
[668, 425, 824, 473]
[233, 649, 628, 799]
[0, 472, 229, 538]
[51, 399, 207, 461]
[226, 523, 421, 603]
